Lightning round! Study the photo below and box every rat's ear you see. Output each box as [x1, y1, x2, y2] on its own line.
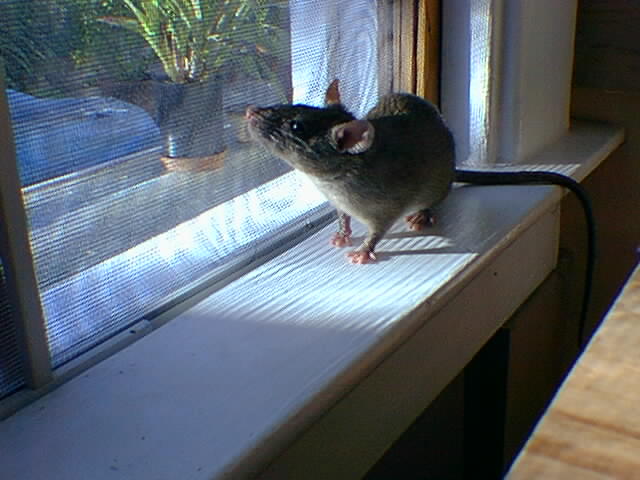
[331, 120, 375, 154]
[325, 79, 341, 106]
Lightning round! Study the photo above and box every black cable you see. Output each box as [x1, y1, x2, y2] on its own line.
[455, 169, 595, 350]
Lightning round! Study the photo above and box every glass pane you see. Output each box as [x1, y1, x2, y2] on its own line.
[1, 0, 380, 367]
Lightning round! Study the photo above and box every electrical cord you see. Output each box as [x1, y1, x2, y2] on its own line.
[455, 169, 595, 351]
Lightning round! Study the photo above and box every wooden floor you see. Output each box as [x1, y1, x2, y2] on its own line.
[508, 262, 640, 479]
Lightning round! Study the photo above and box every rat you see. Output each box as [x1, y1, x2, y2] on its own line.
[246, 79, 456, 263]
[246, 79, 595, 347]
[245, 80, 593, 269]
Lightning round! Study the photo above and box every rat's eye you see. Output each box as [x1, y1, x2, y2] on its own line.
[289, 120, 304, 134]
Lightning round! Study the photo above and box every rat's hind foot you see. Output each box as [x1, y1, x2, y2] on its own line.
[331, 232, 353, 248]
[405, 208, 435, 231]
[347, 249, 377, 264]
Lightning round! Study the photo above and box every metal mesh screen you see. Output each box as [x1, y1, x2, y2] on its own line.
[0, 253, 25, 400]
[2, 0, 381, 367]
[468, 0, 494, 164]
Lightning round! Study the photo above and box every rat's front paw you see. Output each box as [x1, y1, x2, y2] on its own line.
[331, 232, 353, 248]
[347, 250, 377, 264]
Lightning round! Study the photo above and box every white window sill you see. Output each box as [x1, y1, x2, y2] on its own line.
[0, 121, 623, 480]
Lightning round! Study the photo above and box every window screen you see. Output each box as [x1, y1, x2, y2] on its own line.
[1, 0, 382, 369]
[0, 253, 25, 400]
[468, 0, 493, 164]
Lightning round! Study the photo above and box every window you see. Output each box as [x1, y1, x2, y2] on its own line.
[0, 0, 400, 405]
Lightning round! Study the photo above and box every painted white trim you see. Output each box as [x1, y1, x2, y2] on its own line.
[443, 0, 579, 165]
[442, 0, 505, 166]
[497, 0, 579, 163]
[442, 0, 473, 162]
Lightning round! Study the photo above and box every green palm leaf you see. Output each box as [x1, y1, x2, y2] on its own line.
[100, 0, 288, 86]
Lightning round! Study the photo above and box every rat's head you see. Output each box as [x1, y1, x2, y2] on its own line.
[245, 103, 354, 158]
[245, 80, 376, 176]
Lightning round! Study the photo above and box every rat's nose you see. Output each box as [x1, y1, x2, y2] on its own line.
[245, 105, 259, 119]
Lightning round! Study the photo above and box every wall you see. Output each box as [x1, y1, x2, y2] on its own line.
[571, 0, 640, 317]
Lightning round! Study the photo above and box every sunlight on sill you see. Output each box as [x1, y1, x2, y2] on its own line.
[42, 169, 326, 362]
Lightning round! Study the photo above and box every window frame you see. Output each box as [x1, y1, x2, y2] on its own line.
[377, 0, 440, 101]
[0, 79, 52, 390]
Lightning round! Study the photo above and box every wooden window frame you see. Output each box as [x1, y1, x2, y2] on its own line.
[379, 0, 441, 103]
